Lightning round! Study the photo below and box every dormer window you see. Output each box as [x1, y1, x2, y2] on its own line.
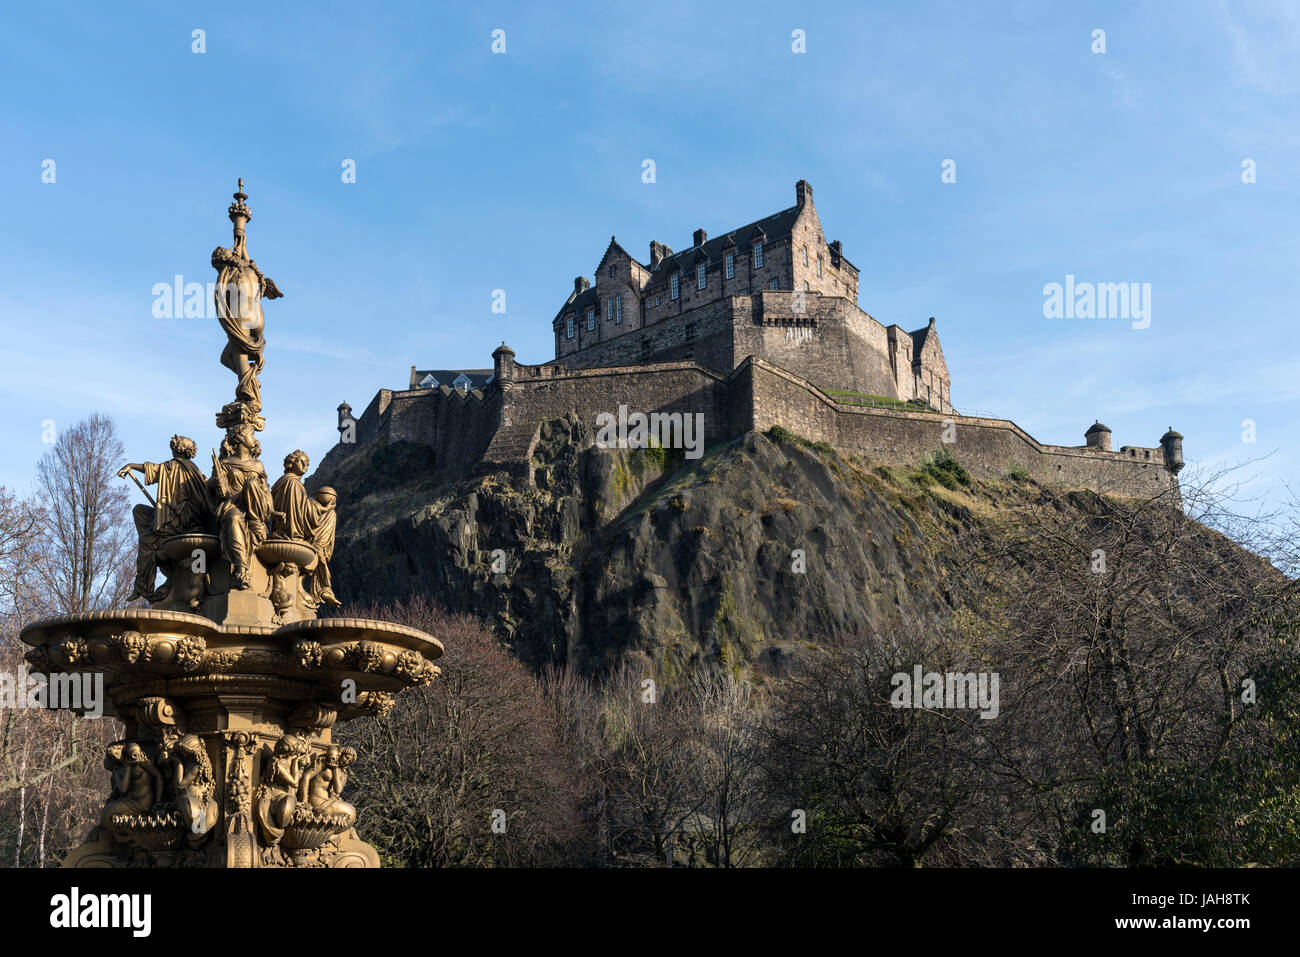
[616, 295, 623, 323]
[453, 373, 472, 393]
[697, 263, 706, 289]
[566, 316, 575, 339]
[725, 252, 734, 279]
[587, 307, 595, 330]
[753, 240, 764, 268]
[418, 373, 438, 389]
[671, 273, 680, 300]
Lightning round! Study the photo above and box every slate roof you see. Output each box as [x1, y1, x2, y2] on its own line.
[410, 369, 495, 390]
[645, 205, 803, 284]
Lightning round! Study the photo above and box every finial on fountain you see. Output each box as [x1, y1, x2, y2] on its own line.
[228, 178, 251, 232]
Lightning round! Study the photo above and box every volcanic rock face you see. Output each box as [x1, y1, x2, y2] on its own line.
[313, 414, 980, 673]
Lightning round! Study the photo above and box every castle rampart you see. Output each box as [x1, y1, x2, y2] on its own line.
[315, 179, 1180, 503]
[320, 352, 1181, 503]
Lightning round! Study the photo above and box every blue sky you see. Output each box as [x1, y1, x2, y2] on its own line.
[1, 1, 1296, 515]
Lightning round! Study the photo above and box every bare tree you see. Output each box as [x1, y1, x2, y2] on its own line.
[760, 623, 994, 867]
[959, 466, 1299, 865]
[32, 413, 134, 614]
[596, 662, 704, 865]
[684, 670, 766, 867]
[341, 597, 583, 867]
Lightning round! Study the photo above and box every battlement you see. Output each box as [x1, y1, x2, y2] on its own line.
[319, 347, 1181, 503]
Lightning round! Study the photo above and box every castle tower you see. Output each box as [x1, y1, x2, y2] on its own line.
[1160, 428, 1185, 474]
[1085, 421, 1112, 451]
[493, 341, 516, 382]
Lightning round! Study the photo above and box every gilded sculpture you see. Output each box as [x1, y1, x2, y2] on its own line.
[21, 183, 445, 869]
[118, 435, 211, 602]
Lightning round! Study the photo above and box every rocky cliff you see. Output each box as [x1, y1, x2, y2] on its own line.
[310, 414, 1056, 673]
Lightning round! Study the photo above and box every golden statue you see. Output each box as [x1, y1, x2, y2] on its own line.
[209, 427, 276, 590]
[211, 179, 281, 412]
[118, 435, 212, 601]
[270, 451, 340, 606]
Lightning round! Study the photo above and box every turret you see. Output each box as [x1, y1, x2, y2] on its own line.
[1084, 420, 1111, 451]
[1160, 428, 1184, 474]
[493, 341, 516, 383]
[336, 401, 352, 436]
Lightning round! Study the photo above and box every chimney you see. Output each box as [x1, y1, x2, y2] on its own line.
[649, 241, 664, 267]
[796, 179, 813, 207]
[829, 239, 842, 263]
[693, 228, 707, 247]
[574, 276, 590, 293]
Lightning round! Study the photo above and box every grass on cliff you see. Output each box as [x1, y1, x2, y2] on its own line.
[823, 390, 916, 409]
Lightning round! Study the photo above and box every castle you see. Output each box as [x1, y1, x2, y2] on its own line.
[316, 181, 1184, 500]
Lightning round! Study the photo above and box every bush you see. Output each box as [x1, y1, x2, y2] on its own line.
[921, 447, 972, 490]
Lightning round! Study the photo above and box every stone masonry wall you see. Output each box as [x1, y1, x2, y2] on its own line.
[735, 357, 1177, 499]
[318, 354, 1177, 502]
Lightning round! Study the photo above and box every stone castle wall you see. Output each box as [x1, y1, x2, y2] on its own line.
[733, 358, 1177, 498]
[320, 353, 1178, 502]
[551, 291, 942, 409]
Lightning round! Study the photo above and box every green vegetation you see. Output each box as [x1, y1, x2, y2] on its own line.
[919, 446, 972, 490]
[824, 390, 913, 409]
[764, 425, 835, 457]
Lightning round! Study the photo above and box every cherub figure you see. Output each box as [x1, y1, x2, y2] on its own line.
[254, 733, 311, 846]
[100, 742, 163, 836]
[299, 745, 357, 828]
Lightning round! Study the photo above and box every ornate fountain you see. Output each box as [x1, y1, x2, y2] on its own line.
[19, 182, 442, 867]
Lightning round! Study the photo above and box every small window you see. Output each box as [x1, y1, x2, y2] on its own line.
[725, 252, 734, 279]
[566, 317, 575, 339]
[768, 278, 779, 290]
[587, 308, 595, 330]
[804, 281, 810, 291]
[606, 299, 613, 322]
[802, 245, 808, 265]
[671, 273, 680, 300]
[697, 263, 706, 289]
[817, 257, 822, 277]
[753, 241, 764, 268]
[616, 295, 623, 323]
[655, 296, 661, 306]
